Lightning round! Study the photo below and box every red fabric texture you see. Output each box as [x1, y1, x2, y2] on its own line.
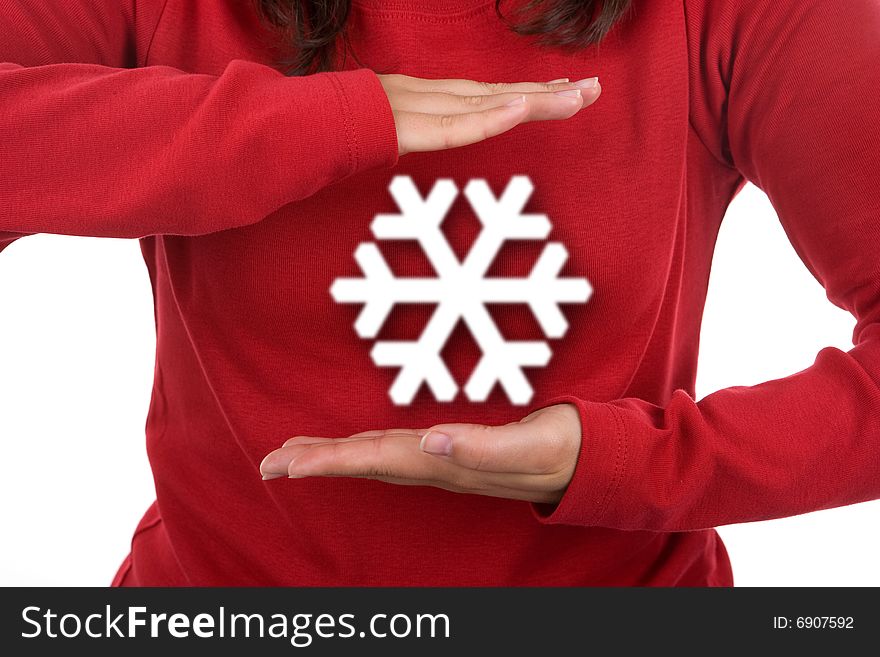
[2, 0, 878, 585]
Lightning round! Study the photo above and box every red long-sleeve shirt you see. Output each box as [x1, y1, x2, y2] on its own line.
[2, 0, 878, 586]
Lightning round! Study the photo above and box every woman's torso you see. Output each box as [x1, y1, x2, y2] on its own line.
[119, 0, 741, 586]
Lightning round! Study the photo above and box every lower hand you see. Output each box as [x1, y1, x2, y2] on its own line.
[259, 403, 582, 504]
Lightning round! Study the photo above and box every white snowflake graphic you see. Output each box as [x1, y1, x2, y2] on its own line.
[330, 175, 592, 405]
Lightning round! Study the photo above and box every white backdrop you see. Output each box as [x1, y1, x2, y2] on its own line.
[1, 183, 878, 586]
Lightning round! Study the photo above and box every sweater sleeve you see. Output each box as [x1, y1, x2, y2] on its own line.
[0, 0, 398, 250]
[531, 0, 880, 532]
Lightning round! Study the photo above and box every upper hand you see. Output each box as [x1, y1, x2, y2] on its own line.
[379, 74, 602, 156]
[259, 403, 582, 504]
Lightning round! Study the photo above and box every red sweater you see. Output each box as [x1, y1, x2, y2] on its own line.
[2, 0, 879, 586]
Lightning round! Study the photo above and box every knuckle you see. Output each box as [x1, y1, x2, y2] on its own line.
[461, 94, 485, 107]
[365, 442, 391, 477]
[445, 470, 469, 489]
[371, 436, 388, 461]
[437, 113, 457, 129]
[369, 464, 392, 478]
[446, 470, 486, 493]
[478, 80, 503, 94]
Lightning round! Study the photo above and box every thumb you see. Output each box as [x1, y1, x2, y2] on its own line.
[419, 420, 554, 473]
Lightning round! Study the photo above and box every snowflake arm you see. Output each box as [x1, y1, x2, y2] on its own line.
[330, 243, 444, 338]
[371, 176, 461, 277]
[461, 301, 552, 404]
[462, 176, 550, 278]
[371, 303, 459, 405]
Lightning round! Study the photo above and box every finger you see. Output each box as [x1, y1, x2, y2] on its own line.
[418, 420, 569, 474]
[264, 431, 421, 475]
[397, 102, 529, 154]
[280, 428, 422, 449]
[347, 428, 426, 439]
[392, 87, 599, 118]
[285, 433, 433, 480]
[267, 430, 423, 476]
[279, 435, 365, 448]
[263, 432, 412, 474]
[273, 433, 552, 490]
[387, 74, 586, 96]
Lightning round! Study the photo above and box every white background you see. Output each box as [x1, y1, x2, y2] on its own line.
[1, 183, 878, 586]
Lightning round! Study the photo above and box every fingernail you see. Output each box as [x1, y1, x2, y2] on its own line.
[259, 453, 290, 479]
[505, 95, 526, 106]
[420, 431, 452, 456]
[285, 456, 308, 478]
[546, 78, 569, 84]
[554, 89, 581, 98]
[574, 76, 599, 89]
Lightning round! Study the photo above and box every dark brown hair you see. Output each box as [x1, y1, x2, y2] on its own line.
[253, 0, 633, 76]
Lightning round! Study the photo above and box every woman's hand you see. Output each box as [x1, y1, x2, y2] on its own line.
[260, 403, 582, 504]
[378, 74, 601, 155]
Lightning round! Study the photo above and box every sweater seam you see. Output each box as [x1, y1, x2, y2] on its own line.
[687, 119, 737, 172]
[681, 0, 737, 172]
[352, 3, 497, 24]
[139, 0, 171, 67]
[591, 403, 627, 526]
[327, 73, 358, 174]
[132, 512, 164, 538]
